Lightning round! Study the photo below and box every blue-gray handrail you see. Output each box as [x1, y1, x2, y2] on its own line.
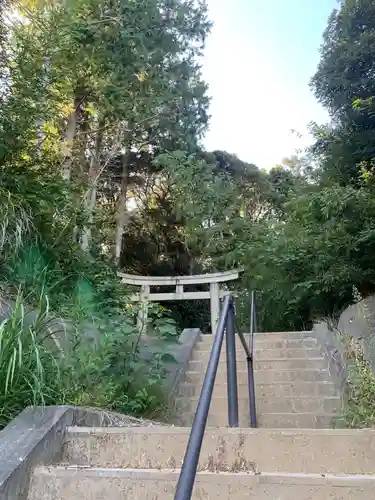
[248, 290, 257, 426]
[174, 293, 257, 500]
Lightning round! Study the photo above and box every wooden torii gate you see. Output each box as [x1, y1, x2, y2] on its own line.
[118, 269, 242, 334]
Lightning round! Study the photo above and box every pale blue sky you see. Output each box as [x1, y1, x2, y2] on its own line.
[202, 0, 338, 169]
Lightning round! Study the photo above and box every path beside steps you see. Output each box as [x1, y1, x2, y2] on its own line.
[28, 331, 375, 499]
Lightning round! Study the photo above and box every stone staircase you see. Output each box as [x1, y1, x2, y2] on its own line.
[176, 331, 341, 428]
[28, 331, 375, 499]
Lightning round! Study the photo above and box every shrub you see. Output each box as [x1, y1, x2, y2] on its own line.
[60, 311, 176, 418]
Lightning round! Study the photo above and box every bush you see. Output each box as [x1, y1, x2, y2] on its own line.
[0, 287, 178, 428]
[60, 311, 176, 418]
[0, 185, 180, 427]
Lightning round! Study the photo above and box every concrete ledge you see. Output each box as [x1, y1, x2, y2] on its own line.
[64, 426, 375, 474]
[29, 466, 375, 499]
[71, 407, 166, 428]
[0, 406, 73, 500]
[166, 327, 201, 402]
[338, 295, 375, 371]
[0, 405, 163, 500]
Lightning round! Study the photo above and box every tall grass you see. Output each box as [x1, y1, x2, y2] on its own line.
[0, 291, 60, 428]
[0, 190, 32, 262]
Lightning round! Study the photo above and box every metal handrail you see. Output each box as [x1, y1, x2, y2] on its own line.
[248, 290, 257, 427]
[174, 294, 257, 500]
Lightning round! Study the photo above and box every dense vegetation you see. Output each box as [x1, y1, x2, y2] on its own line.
[1, 0, 375, 425]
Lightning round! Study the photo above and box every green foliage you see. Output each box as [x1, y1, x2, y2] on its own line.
[206, 0, 375, 332]
[0, 287, 178, 428]
[248, 0, 375, 330]
[152, 306, 179, 341]
[235, 184, 375, 331]
[310, 0, 375, 186]
[60, 314, 174, 418]
[312, 0, 375, 118]
[156, 150, 266, 266]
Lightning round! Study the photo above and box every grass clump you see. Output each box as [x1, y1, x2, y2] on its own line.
[0, 292, 60, 427]
[341, 336, 375, 428]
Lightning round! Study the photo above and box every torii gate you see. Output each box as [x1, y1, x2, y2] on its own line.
[118, 269, 243, 334]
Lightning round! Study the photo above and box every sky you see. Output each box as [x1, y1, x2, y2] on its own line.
[201, 0, 338, 169]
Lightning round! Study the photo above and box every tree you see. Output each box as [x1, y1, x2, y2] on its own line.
[312, 0, 375, 119]
[5, 0, 211, 260]
[0, 0, 214, 424]
[311, 0, 375, 185]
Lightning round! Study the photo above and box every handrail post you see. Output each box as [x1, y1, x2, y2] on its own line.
[250, 290, 255, 352]
[247, 356, 257, 428]
[248, 290, 257, 428]
[226, 299, 239, 427]
[174, 297, 231, 500]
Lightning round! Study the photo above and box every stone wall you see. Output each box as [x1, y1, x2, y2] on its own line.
[337, 295, 375, 372]
[313, 322, 347, 395]
[313, 295, 375, 402]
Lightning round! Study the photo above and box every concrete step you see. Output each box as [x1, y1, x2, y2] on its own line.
[175, 396, 341, 416]
[188, 358, 327, 371]
[258, 412, 338, 429]
[200, 331, 315, 345]
[184, 368, 332, 385]
[177, 411, 338, 428]
[196, 337, 318, 351]
[179, 381, 337, 398]
[29, 466, 375, 499]
[193, 347, 322, 361]
[201, 331, 314, 339]
[63, 426, 375, 474]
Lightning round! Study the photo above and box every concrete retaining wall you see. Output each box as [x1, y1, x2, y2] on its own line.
[313, 322, 347, 395]
[337, 295, 375, 372]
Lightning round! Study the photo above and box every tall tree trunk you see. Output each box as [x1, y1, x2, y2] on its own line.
[61, 94, 81, 181]
[61, 109, 78, 181]
[81, 126, 103, 251]
[115, 150, 130, 265]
